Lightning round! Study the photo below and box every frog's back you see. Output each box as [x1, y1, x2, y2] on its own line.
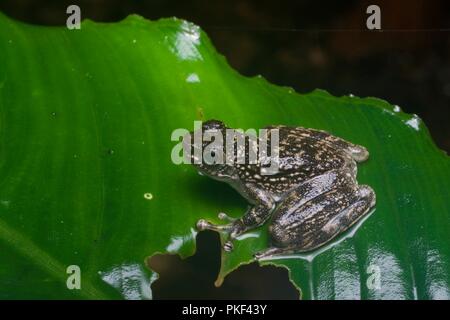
[235, 125, 368, 198]
[268, 125, 368, 164]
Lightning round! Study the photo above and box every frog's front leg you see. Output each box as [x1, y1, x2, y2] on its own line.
[197, 184, 275, 252]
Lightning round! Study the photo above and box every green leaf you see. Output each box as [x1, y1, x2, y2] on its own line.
[0, 12, 449, 299]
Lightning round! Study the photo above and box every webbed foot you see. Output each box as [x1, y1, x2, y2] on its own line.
[196, 212, 245, 252]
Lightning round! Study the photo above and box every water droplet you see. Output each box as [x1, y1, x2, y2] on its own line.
[166, 228, 197, 253]
[404, 115, 420, 131]
[132, 39, 137, 44]
[186, 73, 200, 83]
[171, 21, 202, 61]
[100, 263, 153, 300]
[236, 232, 259, 241]
[382, 108, 395, 116]
[144, 193, 153, 200]
[393, 105, 401, 112]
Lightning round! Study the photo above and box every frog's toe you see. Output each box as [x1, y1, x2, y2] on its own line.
[196, 219, 232, 232]
[254, 250, 268, 260]
[223, 240, 234, 252]
[196, 219, 211, 231]
[253, 247, 279, 260]
[218, 212, 237, 222]
[254, 247, 292, 260]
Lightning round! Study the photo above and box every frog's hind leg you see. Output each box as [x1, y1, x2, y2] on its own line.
[254, 246, 298, 260]
[254, 184, 376, 260]
[319, 185, 376, 239]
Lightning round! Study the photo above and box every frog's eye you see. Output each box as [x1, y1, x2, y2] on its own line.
[211, 150, 216, 157]
[203, 119, 225, 130]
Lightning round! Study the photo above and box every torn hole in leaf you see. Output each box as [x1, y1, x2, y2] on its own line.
[147, 230, 299, 299]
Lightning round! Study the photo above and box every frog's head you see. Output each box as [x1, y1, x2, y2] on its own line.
[183, 119, 237, 181]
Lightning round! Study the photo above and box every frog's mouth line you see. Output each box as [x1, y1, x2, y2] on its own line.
[194, 164, 232, 180]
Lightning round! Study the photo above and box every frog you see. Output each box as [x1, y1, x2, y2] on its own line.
[184, 119, 376, 259]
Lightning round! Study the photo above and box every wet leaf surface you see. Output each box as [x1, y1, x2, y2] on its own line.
[0, 13, 449, 299]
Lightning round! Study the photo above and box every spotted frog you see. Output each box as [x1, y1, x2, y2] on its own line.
[185, 120, 376, 259]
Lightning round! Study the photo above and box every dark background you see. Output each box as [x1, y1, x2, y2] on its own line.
[1, 0, 449, 299]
